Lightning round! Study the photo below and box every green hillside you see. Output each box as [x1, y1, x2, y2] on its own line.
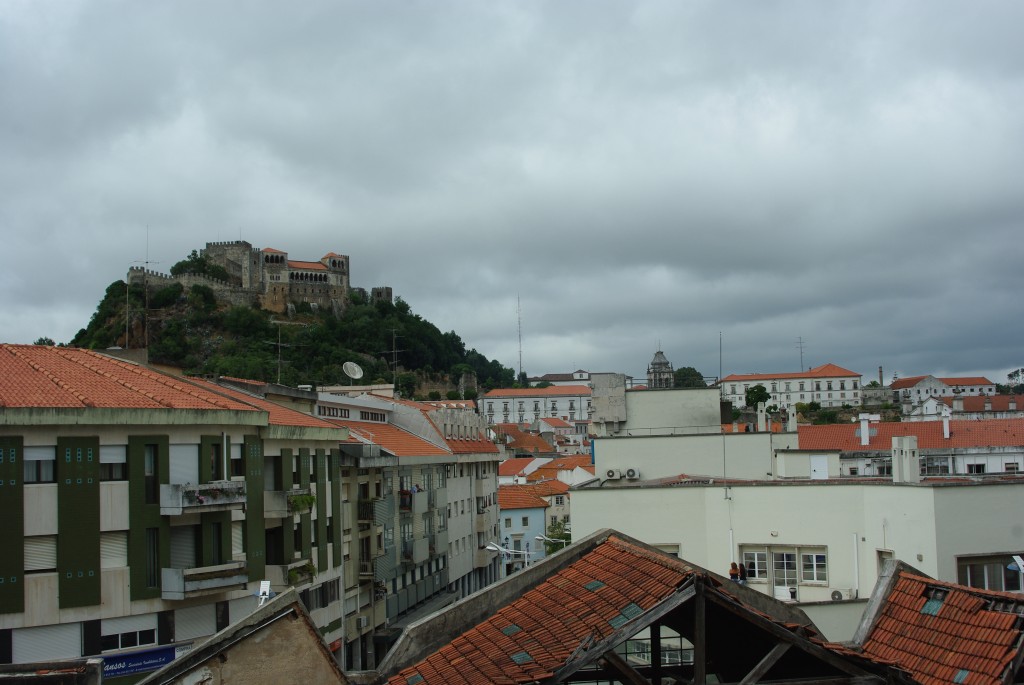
[70, 280, 514, 398]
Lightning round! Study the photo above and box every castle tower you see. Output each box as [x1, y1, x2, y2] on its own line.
[647, 349, 674, 389]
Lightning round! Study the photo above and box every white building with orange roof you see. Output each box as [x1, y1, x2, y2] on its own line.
[0, 344, 357, 674]
[892, 374, 996, 410]
[496, 486, 549, 573]
[481, 385, 592, 425]
[905, 394, 1024, 422]
[720, 363, 863, 409]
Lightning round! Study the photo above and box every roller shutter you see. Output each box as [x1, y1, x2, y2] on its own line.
[100, 531, 128, 569]
[168, 444, 199, 485]
[12, 623, 80, 663]
[168, 526, 196, 569]
[174, 603, 216, 642]
[24, 536, 56, 572]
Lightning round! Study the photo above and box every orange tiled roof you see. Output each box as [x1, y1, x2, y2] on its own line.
[940, 395, 1024, 412]
[861, 570, 1024, 685]
[892, 375, 994, 390]
[386, 535, 691, 685]
[0, 345, 259, 412]
[287, 260, 327, 271]
[188, 378, 341, 430]
[498, 457, 539, 477]
[483, 385, 592, 398]
[538, 417, 572, 428]
[521, 480, 570, 497]
[263, 247, 286, 254]
[497, 485, 550, 510]
[495, 424, 556, 454]
[798, 419, 1024, 451]
[721, 363, 860, 383]
[371, 394, 497, 454]
[327, 420, 449, 457]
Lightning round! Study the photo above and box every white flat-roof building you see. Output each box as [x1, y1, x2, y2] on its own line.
[720, 363, 863, 409]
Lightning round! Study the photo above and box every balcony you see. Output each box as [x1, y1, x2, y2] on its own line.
[428, 487, 447, 511]
[266, 558, 315, 588]
[429, 530, 449, 558]
[358, 496, 394, 527]
[401, 538, 430, 566]
[475, 509, 493, 534]
[398, 490, 429, 517]
[160, 481, 246, 516]
[474, 546, 497, 569]
[161, 561, 248, 600]
[264, 487, 313, 519]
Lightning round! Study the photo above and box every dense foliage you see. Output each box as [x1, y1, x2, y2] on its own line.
[70, 280, 515, 395]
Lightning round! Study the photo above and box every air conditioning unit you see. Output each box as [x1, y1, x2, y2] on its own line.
[830, 588, 856, 601]
[356, 616, 369, 629]
[605, 469, 622, 480]
[625, 467, 641, 480]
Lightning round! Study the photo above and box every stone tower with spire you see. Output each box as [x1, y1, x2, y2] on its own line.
[647, 349, 674, 389]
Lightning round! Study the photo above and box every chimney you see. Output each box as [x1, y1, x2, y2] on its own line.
[952, 394, 963, 413]
[984, 396, 992, 412]
[787, 405, 797, 432]
[756, 402, 767, 432]
[892, 436, 921, 484]
[878, 366, 883, 386]
[1011, 397, 1018, 412]
[859, 413, 872, 446]
[901, 391, 913, 415]
[942, 411, 950, 440]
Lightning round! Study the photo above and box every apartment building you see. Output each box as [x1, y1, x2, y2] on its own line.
[0, 345, 350, 678]
[720, 363, 863, 409]
[481, 386, 592, 425]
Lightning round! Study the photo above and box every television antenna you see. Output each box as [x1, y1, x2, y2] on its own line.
[342, 361, 364, 385]
[265, 320, 307, 384]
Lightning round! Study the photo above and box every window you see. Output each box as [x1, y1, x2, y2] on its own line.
[359, 411, 386, 422]
[145, 528, 160, 588]
[839, 381, 846, 390]
[848, 467, 859, 476]
[801, 552, 827, 582]
[24, 458, 55, 483]
[958, 555, 1021, 592]
[554, 495, 565, 505]
[23, 446, 56, 483]
[853, 381, 858, 390]
[144, 444, 159, 504]
[784, 382, 790, 391]
[550, 516, 557, 525]
[922, 457, 950, 475]
[521, 516, 529, 527]
[815, 382, 821, 391]
[743, 550, 768, 579]
[101, 628, 156, 652]
[967, 463, 986, 474]
[730, 385, 736, 394]
[1006, 463, 1020, 473]
[799, 382, 805, 391]
[504, 518, 511, 528]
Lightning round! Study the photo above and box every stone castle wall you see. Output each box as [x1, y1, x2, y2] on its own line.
[127, 241, 390, 315]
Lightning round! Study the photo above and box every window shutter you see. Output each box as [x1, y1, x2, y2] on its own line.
[100, 532, 128, 569]
[24, 536, 57, 571]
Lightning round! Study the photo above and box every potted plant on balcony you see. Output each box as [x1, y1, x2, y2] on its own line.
[286, 493, 316, 513]
[287, 561, 316, 586]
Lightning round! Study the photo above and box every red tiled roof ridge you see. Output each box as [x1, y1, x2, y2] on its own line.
[606, 535, 693, 578]
[898, 569, 1024, 603]
[722, 363, 860, 383]
[2, 345, 92, 406]
[63, 348, 239, 411]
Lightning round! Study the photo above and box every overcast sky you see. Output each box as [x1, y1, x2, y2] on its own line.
[3, 1, 1023, 385]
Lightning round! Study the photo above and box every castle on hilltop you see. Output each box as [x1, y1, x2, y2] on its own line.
[127, 240, 392, 315]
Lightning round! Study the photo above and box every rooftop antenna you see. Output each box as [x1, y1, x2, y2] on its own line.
[796, 336, 806, 371]
[129, 227, 160, 348]
[265, 320, 307, 384]
[381, 329, 406, 391]
[517, 294, 523, 380]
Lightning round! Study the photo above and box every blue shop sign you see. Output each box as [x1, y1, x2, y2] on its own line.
[102, 645, 179, 678]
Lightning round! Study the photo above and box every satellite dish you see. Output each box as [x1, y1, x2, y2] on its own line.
[342, 361, 364, 383]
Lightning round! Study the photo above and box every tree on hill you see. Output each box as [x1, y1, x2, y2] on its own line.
[745, 384, 771, 409]
[673, 366, 706, 388]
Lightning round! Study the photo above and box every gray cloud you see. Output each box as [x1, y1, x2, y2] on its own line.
[3, 0, 1023, 386]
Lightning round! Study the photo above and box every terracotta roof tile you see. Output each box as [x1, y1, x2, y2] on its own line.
[721, 363, 860, 383]
[498, 457, 539, 477]
[799, 419, 1024, 451]
[189, 378, 342, 430]
[494, 425, 556, 454]
[386, 536, 693, 685]
[0, 345, 259, 412]
[287, 260, 327, 271]
[327, 420, 449, 457]
[497, 485, 550, 510]
[483, 385, 592, 398]
[892, 375, 994, 390]
[940, 395, 1024, 412]
[861, 570, 1024, 685]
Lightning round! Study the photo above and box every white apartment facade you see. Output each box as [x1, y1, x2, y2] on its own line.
[481, 386, 592, 425]
[720, 363, 863, 409]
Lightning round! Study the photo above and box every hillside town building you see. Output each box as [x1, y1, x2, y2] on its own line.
[481, 385, 592, 425]
[0, 344, 500, 677]
[720, 363, 863, 409]
[891, 375, 997, 403]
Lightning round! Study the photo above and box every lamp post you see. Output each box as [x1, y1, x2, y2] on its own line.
[487, 542, 532, 577]
[536, 534, 570, 550]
